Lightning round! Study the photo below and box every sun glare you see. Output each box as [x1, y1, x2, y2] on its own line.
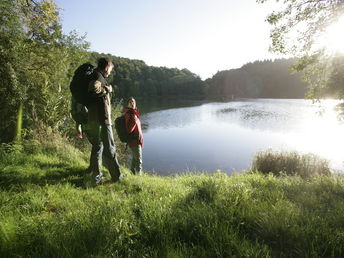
[320, 15, 344, 54]
[285, 100, 344, 170]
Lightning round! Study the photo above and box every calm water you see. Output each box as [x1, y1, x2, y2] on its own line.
[138, 99, 344, 175]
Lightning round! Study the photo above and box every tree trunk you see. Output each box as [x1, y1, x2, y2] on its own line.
[14, 102, 23, 142]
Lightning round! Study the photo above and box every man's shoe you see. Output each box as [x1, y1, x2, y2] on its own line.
[95, 172, 104, 185]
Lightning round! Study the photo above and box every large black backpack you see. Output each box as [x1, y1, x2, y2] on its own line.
[70, 63, 96, 106]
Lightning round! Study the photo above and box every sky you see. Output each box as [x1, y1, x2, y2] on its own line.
[55, 0, 285, 79]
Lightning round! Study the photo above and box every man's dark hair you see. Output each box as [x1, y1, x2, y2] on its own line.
[97, 57, 113, 70]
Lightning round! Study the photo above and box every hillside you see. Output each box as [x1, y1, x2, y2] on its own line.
[90, 53, 307, 100]
[206, 58, 308, 99]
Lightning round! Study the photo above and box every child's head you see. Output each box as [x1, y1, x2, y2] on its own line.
[127, 97, 136, 109]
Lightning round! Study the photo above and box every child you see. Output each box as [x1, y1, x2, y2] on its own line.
[124, 97, 144, 175]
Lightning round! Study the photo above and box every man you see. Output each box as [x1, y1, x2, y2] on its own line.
[87, 57, 122, 183]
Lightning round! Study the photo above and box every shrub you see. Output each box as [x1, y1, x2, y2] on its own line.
[251, 150, 331, 177]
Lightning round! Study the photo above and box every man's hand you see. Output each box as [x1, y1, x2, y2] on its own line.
[105, 85, 113, 93]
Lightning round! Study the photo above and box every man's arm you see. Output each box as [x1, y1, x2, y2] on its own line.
[88, 80, 107, 98]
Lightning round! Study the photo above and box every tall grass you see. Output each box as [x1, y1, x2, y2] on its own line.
[1, 140, 344, 257]
[251, 150, 332, 177]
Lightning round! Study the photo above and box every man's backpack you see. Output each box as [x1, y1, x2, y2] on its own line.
[70, 63, 96, 106]
[115, 115, 129, 143]
[71, 97, 88, 125]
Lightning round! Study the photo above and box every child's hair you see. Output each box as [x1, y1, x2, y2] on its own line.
[127, 97, 135, 106]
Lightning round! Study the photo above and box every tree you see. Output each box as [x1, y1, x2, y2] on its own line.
[0, 0, 89, 143]
[326, 55, 344, 98]
[258, 0, 344, 99]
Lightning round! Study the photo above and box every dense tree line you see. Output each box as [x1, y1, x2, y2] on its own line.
[88, 52, 207, 99]
[206, 59, 308, 99]
[88, 53, 309, 101]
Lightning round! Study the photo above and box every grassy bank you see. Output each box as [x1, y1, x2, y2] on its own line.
[1, 141, 344, 257]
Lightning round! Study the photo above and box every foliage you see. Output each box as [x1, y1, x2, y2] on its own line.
[0, 0, 89, 143]
[325, 54, 344, 98]
[207, 58, 307, 98]
[1, 142, 344, 257]
[258, 0, 344, 100]
[251, 149, 331, 177]
[257, 0, 344, 55]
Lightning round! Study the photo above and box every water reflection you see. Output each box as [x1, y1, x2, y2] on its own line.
[216, 107, 237, 114]
[140, 99, 344, 175]
[212, 99, 305, 132]
[141, 106, 202, 129]
[137, 98, 206, 131]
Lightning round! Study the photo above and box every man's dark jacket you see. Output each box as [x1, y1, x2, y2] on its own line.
[87, 70, 112, 126]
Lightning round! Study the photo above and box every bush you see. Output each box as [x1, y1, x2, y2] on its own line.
[251, 150, 331, 177]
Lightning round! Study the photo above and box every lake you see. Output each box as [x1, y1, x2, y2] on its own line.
[138, 99, 344, 175]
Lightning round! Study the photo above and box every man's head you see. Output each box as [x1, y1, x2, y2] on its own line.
[97, 57, 114, 77]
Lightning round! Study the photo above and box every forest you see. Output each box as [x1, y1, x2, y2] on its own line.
[88, 52, 207, 99]
[90, 52, 308, 100]
[206, 59, 307, 99]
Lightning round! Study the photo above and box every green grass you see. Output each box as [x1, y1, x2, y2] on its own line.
[1, 141, 344, 257]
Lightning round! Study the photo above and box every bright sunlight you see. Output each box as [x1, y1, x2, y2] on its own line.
[285, 100, 344, 171]
[319, 15, 344, 54]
